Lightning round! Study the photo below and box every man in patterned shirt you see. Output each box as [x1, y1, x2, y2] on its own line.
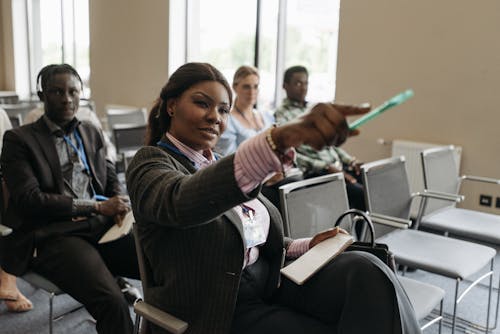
[274, 65, 365, 212]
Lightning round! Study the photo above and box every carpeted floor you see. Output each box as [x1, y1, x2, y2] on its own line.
[1, 251, 499, 334]
[0, 278, 141, 334]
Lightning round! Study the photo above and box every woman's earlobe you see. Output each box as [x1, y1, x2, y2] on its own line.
[166, 100, 176, 117]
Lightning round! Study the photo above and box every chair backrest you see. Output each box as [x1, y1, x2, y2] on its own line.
[362, 156, 413, 220]
[0, 91, 19, 104]
[421, 145, 461, 213]
[106, 105, 147, 132]
[8, 114, 22, 128]
[279, 173, 350, 238]
[113, 124, 147, 154]
[1, 102, 36, 122]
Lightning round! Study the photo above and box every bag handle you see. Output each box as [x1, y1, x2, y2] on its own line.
[334, 209, 375, 247]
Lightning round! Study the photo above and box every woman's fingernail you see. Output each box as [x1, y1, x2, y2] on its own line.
[359, 102, 371, 108]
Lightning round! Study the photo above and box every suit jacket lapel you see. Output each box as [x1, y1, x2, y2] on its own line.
[158, 137, 247, 247]
[32, 119, 65, 193]
[223, 207, 246, 249]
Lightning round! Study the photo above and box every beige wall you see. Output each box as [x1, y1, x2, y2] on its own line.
[2, 0, 499, 211]
[336, 0, 500, 213]
[89, 0, 169, 126]
[0, 0, 15, 91]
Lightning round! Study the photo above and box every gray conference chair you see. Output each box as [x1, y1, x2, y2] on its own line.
[279, 173, 350, 239]
[279, 172, 445, 331]
[8, 114, 22, 128]
[362, 156, 496, 334]
[113, 124, 147, 172]
[106, 105, 147, 131]
[420, 145, 500, 243]
[421, 145, 500, 331]
[0, 91, 19, 104]
[1, 102, 37, 123]
[132, 225, 188, 334]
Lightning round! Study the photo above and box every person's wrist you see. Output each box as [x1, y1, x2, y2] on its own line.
[269, 125, 289, 153]
[266, 125, 288, 154]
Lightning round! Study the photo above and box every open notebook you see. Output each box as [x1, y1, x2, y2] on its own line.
[280, 233, 354, 285]
[98, 211, 135, 244]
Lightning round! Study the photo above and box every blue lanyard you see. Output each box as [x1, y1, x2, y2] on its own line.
[241, 204, 256, 219]
[157, 141, 190, 162]
[63, 130, 108, 202]
[157, 140, 219, 169]
[63, 130, 90, 172]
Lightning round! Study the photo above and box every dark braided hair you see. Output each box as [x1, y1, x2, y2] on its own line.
[145, 62, 233, 146]
[36, 63, 83, 93]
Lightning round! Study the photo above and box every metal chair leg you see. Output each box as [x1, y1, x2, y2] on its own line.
[438, 299, 443, 334]
[49, 292, 55, 334]
[452, 279, 459, 334]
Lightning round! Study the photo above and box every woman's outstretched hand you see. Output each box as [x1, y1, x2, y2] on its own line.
[272, 103, 370, 151]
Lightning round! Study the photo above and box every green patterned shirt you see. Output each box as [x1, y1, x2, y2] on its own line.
[274, 98, 354, 174]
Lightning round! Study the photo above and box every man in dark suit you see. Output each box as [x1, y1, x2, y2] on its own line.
[0, 64, 139, 333]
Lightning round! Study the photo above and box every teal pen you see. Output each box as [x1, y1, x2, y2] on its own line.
[348, 89, 414, 130]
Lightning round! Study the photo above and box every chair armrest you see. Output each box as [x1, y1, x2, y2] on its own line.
[461, 175, 500, 185]
[0, 224, 12, 236]
[368, 213, 411, 229]
[134, 300, 188, 334]
[415, 190, 464, 203]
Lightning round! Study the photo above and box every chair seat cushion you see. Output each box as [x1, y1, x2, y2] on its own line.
[22, 271, 64, 295]
[377, 229, 496, 279]
[398, 276, 444, 321]
[421, 208, 500, 244]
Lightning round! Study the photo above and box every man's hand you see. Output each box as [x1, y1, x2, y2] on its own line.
[272, 103, 370, 152]
[96, 195, 130, 217]
[346, 160, 363, 176]
[343, 171, 358, 184]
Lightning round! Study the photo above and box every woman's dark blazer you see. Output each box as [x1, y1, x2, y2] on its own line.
[0, 117, 121, 275]
[126, 138, 291, 334]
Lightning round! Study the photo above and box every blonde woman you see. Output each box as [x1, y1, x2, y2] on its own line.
[215, 65, 273, 155]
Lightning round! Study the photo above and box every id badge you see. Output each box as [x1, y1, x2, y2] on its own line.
[242, 208, 266, 248]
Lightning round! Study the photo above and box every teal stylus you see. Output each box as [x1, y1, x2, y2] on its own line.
[348, 89, 414, 130]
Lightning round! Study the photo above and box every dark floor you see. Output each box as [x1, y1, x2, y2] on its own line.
[1, 252, 499, 334]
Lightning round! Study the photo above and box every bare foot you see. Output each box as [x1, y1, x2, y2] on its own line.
[0, 270, 19, 301]
[0, 289, 18, 301]
[4, 292, 33, 312]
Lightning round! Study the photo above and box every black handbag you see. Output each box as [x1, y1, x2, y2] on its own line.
[334, 209, 396, 272]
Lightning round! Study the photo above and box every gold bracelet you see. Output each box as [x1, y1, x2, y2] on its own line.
[265, 125, 279, 152]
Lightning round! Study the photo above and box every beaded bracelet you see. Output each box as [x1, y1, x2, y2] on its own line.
[265, 125, 279, 152]
[265, 125, 286, 175]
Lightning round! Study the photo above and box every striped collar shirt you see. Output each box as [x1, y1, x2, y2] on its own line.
[166, 132, 216, 170]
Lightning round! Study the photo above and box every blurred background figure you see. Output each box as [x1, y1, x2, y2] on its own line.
[275, 65, 365, 212]
[215, 65, 274, 156]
